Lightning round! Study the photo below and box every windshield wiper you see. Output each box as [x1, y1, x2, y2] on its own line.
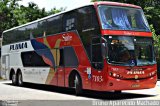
[110, 61, 127, 64]
[137, 62, 155, 66]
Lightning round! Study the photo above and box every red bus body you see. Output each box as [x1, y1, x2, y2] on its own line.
[36, 2, 157, 91]
[35, 31, 156, 91]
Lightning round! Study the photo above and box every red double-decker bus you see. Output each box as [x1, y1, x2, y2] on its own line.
[1, 1, 157, 95]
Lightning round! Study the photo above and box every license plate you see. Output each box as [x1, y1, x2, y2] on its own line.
[131, 84, 140, 88]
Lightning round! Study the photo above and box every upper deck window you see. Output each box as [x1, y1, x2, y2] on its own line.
[98, 5, 150, 32]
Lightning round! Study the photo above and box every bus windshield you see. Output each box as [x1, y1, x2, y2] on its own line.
[98, 5, 150, 32]
[104, 36, 156, 66]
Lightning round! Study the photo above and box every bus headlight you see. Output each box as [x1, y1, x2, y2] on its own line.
[113, 73, 116, 77]
[109, 72, 122, 79]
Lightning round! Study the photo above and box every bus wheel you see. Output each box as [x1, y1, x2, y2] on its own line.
[17, 72, 23, 86]
[74, 74, 82, 95]
[115, 90, 122, 94]
[11, 72, 17, 85]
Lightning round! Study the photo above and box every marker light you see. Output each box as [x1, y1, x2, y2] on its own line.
[149, 71, 156, 77]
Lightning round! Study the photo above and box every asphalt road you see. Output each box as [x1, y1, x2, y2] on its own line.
[0, 80, 160, 101]
[0, 80, 160, 106]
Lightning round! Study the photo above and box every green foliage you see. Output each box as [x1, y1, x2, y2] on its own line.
[0, 0, 64, 37]
[48, 7, 66, 15]
[144, 6, 160, 35]
[0, 0, 20, 34]
[13, 2, 48, 25]
[150, 25, 160, 58]
[0, 76, 2, 80]
[150, 25, 159, 46]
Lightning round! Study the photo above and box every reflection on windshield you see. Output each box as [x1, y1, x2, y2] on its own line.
[135, 38, 154, 66]
[107, 36, 135, 66]
[98, 5, 150, 31]
[106, 36, 155, 66]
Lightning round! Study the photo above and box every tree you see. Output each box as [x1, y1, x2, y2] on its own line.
[0, 0, 20, 35]
[0, 0, 64, 37]
[144, 6, 160, 35]
[47, 7, 66, 15]
[13, 2, 48, 25]
[150, 25, 160, 57]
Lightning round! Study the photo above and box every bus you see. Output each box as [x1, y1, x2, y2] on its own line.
[1, 1, 157, 95]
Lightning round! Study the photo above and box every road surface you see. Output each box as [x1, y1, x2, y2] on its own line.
[0, 80, 160, 100]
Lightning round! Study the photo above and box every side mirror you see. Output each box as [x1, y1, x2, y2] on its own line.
[101, 37, 108, 59]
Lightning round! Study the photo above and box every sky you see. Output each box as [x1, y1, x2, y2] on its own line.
[19, 0, 91, 11]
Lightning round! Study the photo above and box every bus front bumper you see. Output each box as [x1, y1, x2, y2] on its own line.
[101, 75, 157, 91]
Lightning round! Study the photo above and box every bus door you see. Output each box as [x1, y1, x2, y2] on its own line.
[2, 55, 9, 79]
[91, 37, 104, 90]
[57, 47, 79, 87]
[57, 48, 65, 87]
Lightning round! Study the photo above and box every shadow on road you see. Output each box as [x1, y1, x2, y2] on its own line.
[5, 82, 156, 100]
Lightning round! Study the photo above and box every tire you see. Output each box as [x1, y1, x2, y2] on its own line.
[17, 72, 23, 86]
[115, 90, 122, 94]
[11, 72, 17, 85]
[74, 74, 82, 95]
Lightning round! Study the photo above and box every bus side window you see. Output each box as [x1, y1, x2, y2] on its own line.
[64, 47, 78, 67]
[59, 47, 78, 67]
[77, 6, 99, 31]
[21, 51, 49, 67]
[59, 49, 64, 66]
[36, 20, 47, 37]
[21, 52, 32, 67]
[62, 11, 77, 32]
[46, 15, 62, 35]
[77, 6, 100, 62]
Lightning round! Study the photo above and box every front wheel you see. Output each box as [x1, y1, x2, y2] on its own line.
[17, 72, 23, 86]
[74, 74, 82, 95]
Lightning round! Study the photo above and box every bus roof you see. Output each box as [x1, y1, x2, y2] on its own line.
[3, 1, 141, 34]
[94, 1, 141, 9]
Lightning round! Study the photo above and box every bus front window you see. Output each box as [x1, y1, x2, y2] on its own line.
[135, 37, 156, 66]
[98, 5, 150, 32]
[107, 36, 135, 66]
[104, 36, 156, 66]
